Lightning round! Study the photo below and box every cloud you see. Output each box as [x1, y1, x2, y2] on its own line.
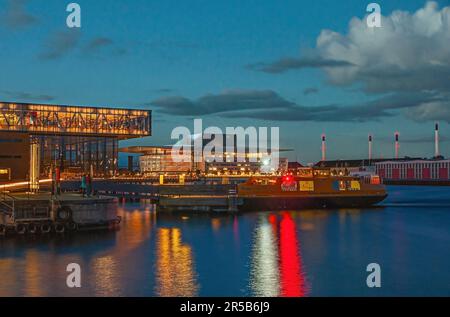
[376, 133, 449, 144]
[82, 37, 128, 57]
[2, 0, 37, 29]
[246, 56, 353, 74]
[113, 47, 128, 56]
[84, 37, 114, 52]
[247, 2, 450, 94]
[39, 30, 81, 60]
[243, 2, 450, 122]
[39, 33, 125, 61]
[220, 92, 440, 122]
[1, 90, 55, 102]
[153, 88, 176, 94]
[405, 96, 450, 122]
[150, 89, 446, 122]
[316, 1, 450, 94]
[303, 87, 319, 95]
[151, 90, 295, 116]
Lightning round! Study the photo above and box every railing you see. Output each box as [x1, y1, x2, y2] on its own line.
[0, 191, 15, 215]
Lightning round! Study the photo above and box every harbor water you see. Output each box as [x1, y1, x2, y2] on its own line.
[0, 186, 449, 297]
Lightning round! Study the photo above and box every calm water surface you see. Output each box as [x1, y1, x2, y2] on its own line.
[0, 186, 449, 297]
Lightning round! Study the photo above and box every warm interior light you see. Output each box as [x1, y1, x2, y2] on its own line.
[0, 178, 52, 189]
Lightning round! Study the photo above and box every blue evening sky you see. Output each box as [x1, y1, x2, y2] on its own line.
[0, 0, 448, 163]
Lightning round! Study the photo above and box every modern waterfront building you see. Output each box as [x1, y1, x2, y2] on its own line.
[375, 159, 450, 180]
[120, 145, 290, 176]
[0, 102, 151, 181]
[314, 157, 450, 181]
[314, 158, 423, 175]
[121, 146, 199, 175]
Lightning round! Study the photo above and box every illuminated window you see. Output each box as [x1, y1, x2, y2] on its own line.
[299, 181, 314, 192]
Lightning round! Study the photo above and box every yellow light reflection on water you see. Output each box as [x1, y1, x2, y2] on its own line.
[24, 250, 45, 297]
[116, 206, 154, 251]
[155, 228, 199, 297]
[0, 259, 17, 296]
[91, 256, 121, 297]
[211, 218, 221, 231]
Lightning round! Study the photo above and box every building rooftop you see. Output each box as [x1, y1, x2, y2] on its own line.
[288, 162, 304, 169]
[120, 145, 294, 155]
[0, 101, 151, 139]
[314, 157, 425, 168]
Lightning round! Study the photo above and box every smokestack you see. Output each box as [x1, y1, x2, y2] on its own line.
[435, 122, 439, 158]
[368, 134, 373, 161]
[395, 132, 400, 159]
[321, 134, 326, 161]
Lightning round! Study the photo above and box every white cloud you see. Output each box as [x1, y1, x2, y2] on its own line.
[316, 1, 450, 93]
[405, 95, 450, 122]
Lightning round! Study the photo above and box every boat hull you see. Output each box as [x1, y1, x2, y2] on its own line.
[239, 194, 387, 211]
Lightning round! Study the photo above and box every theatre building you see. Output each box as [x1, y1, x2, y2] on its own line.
[375, 159, 450, 180]
[0, 102, 151, 182]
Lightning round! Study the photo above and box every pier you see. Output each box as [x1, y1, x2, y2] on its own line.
[59, 179, 243, 212]
[0, 192, 120, 236]
[158, 184, 242, 212]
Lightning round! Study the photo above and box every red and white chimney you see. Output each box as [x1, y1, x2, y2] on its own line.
[321, 134, 326, 161]
[395, 132, 400, 159]
[435, 122, 440, 158]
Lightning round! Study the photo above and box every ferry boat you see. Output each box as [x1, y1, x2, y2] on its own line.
[237, 168, 387, 211]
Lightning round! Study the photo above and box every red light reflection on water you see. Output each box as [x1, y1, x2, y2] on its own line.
[278, 212, 307, 297]
[251, 212, 309, 297]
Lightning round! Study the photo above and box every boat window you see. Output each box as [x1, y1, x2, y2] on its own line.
[314, 169, 330, 177]
[370, 175, 381, 185]
[332, 181, 340, 191]
[250, 178, 277, 185]
[297, 168, 313, 177]
[350, 180, 361, 190]
[299, 181, 314, 192]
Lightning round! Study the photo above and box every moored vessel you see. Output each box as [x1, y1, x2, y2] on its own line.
[238, 168, 387, 211]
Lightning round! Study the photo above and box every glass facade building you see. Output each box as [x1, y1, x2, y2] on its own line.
[0, 102, 151, 180]
[37, 135, 119, 178]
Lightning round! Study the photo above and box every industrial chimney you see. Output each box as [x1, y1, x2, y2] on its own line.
[395, 132, 400, 159]
[321, 134, 326, 161]
[435, 122, 440, 158]
[368, 134, 373, 161]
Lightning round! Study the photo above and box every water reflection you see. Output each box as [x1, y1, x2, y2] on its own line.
[155, 228, 199, 297]
[91, 255, 122, 296]
[24, 250, 45, 297]
[250, 215, 280, 296]
[279, 212, 307, 297]
[1, 188, 449, 297]
[250, 212, 309, 297]
[117, 203, 155, 251]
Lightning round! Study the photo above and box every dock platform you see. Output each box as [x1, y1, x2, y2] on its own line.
[158, 184, 242, 212]
[0, 192, 119, 236]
